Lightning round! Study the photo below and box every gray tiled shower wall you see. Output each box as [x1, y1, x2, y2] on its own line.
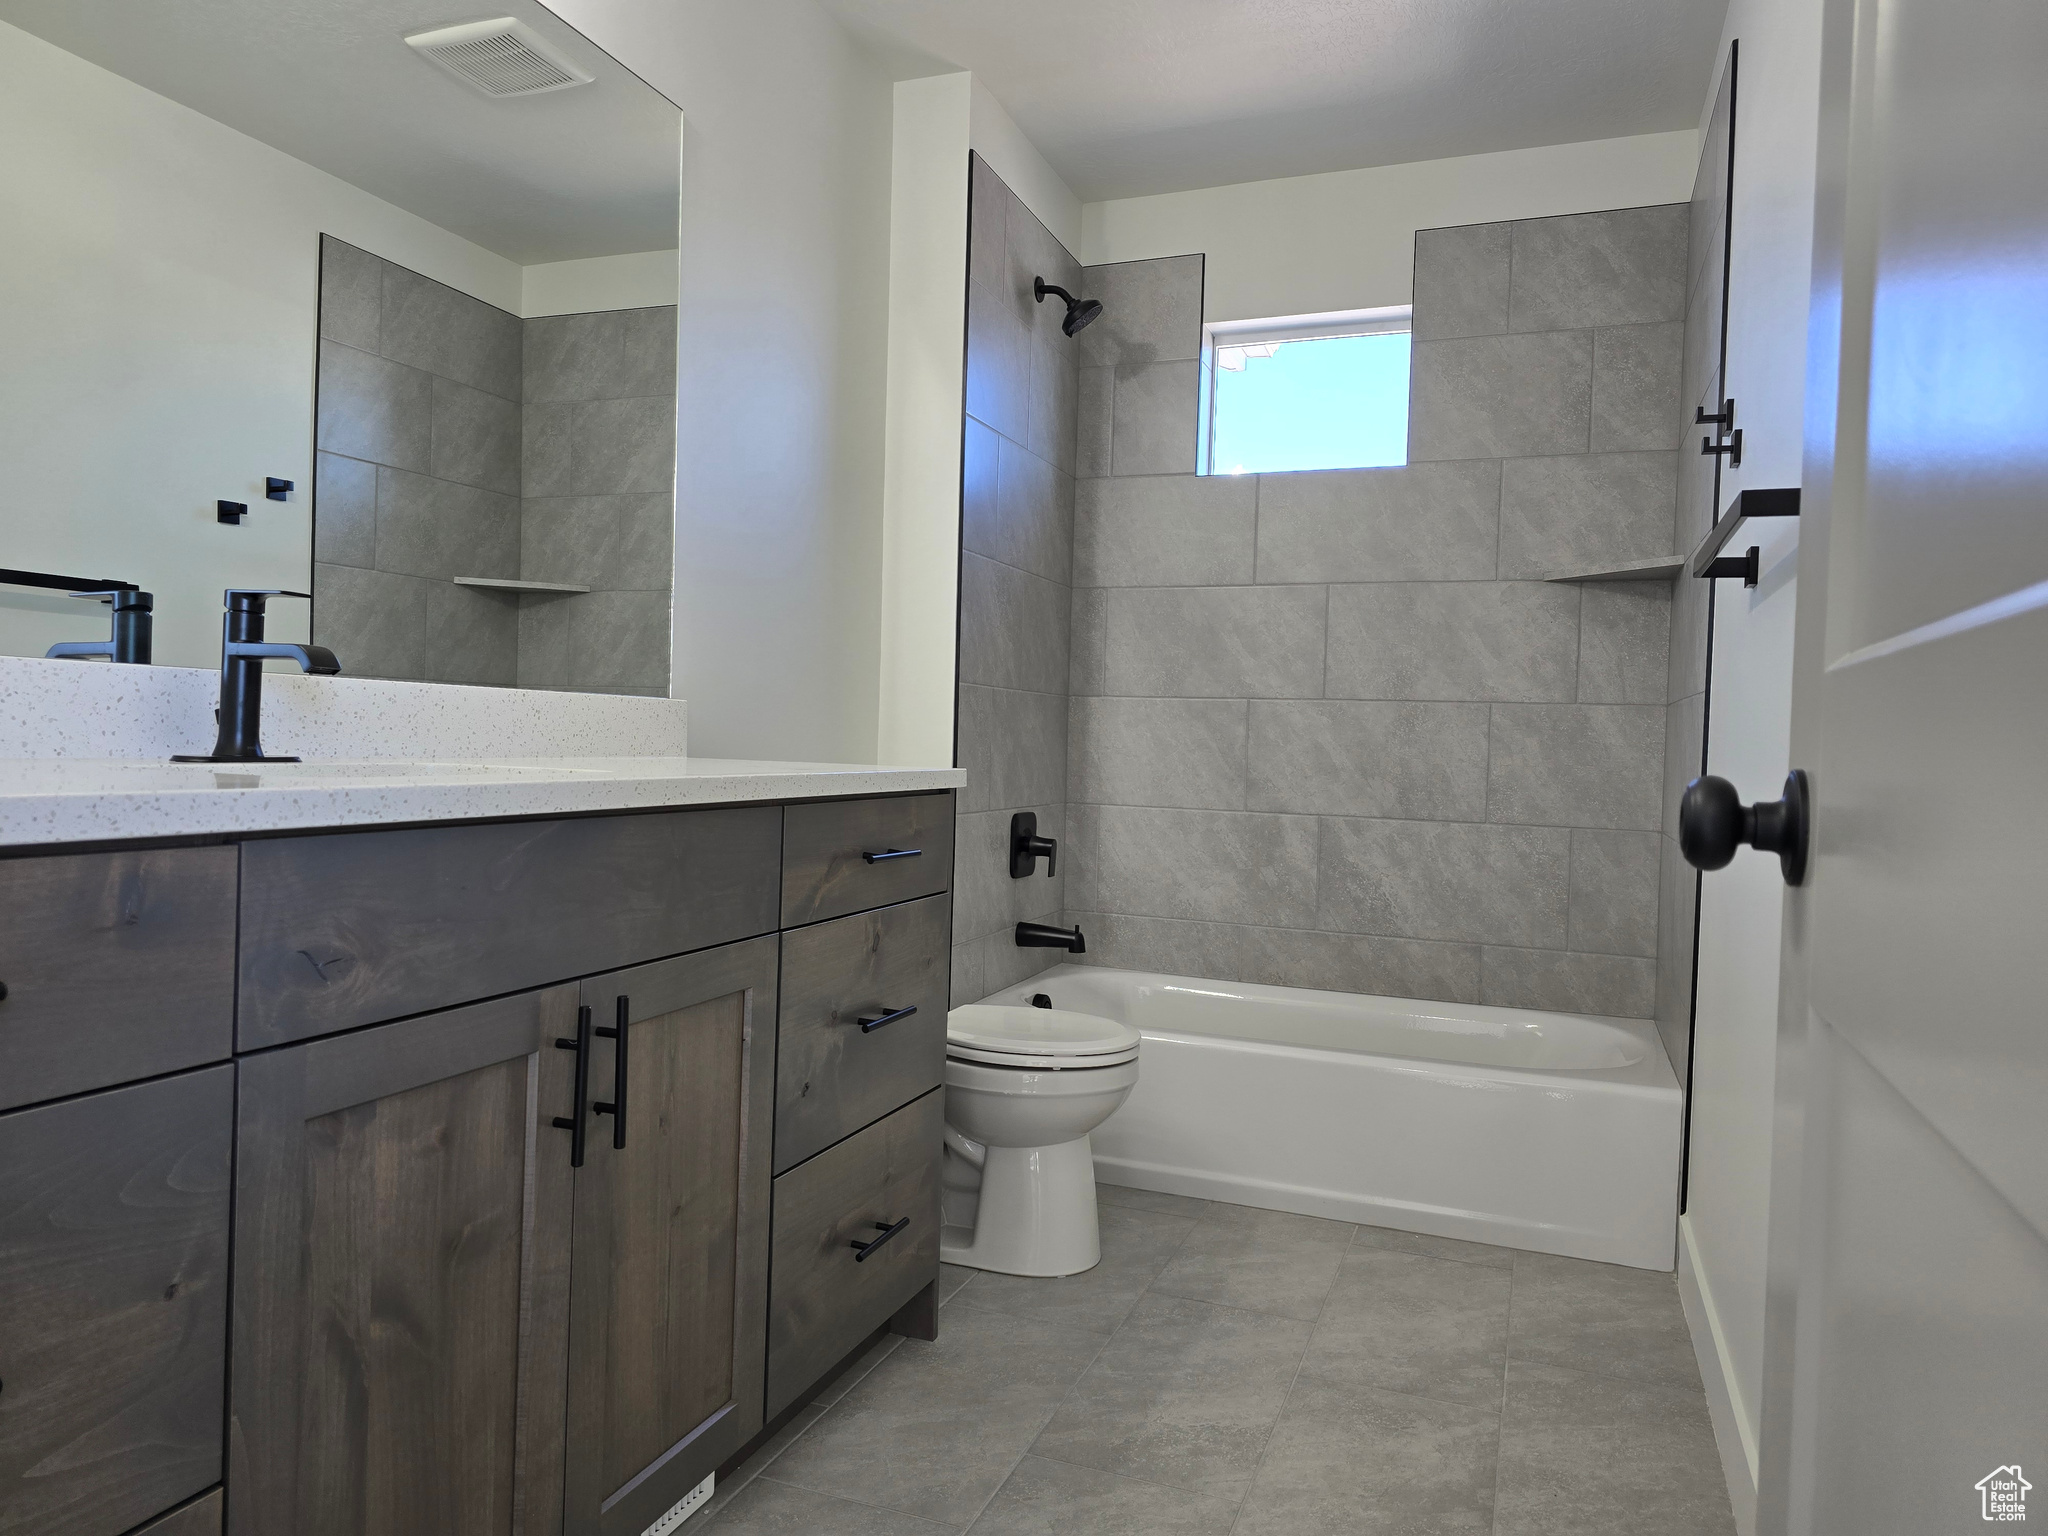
[1061, 206, 1690, 1021]
[312, 236, 675, 694]
[950, 155, 1082, 1005]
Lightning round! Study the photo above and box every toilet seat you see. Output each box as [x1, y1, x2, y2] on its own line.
[946, 1003, 1141, 1071]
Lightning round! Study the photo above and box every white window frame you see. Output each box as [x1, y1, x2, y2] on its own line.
[1198, 304, 1414, 476]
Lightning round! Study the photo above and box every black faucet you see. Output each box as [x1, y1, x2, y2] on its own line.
[172, 589, 340, 763]
[45, 588, 154, 664]
[1016, 921, 1085, 954]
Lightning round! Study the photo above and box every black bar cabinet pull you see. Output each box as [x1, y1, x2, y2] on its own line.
[592, 995, 629, 1150]
[552, 1005, 593, 1168]
[851, 1218, 910, 1262]
[855, 1004, 917, 1034]
[862, 847, 922, 863]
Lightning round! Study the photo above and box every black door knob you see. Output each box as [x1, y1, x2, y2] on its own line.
[1679, 770, 1811, 886]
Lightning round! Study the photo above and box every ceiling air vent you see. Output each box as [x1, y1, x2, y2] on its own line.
[404, 18, 594, 97]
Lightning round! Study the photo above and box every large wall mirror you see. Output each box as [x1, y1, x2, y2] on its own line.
[0, 0, 682, 693]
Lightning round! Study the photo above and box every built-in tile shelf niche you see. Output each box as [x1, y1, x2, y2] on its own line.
[1540, 554, 1686, 584]
[453, 577, 592, 594]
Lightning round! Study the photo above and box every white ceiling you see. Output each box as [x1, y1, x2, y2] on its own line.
[0, 0, 680, 264]
[820, 0, 1724, 203]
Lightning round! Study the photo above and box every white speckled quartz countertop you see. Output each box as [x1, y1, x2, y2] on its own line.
[0, 757, 965, 847]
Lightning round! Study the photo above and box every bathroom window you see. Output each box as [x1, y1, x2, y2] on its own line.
[1202, 308, 1412, 475]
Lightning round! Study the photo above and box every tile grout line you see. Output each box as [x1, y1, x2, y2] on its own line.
[1489, 1257, 1517, 1536]
[1223, 1231, 1349, 1535]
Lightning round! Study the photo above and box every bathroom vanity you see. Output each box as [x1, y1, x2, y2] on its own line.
[0, 697, 960, 1536]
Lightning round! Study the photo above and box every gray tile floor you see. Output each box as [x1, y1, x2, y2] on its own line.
[696, 1187, 1735, 1535]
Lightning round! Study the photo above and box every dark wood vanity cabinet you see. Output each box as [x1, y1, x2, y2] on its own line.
[0, 789, 953, 1536]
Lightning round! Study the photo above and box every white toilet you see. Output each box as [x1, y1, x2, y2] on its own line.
[941, 1001, 1142, 1277]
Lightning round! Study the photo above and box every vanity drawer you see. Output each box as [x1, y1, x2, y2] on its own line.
[775, 894, 950, 1173]
[780, 793, 953, 927]
[766, 1087, 941, 1417]
[238, 807, 781, 1048]
[0, 847, 236, 1111]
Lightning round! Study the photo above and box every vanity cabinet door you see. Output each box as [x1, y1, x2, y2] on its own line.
[229, 985, 580, 1536]
[0, 1067, 231, 1536]
[562, 937, 777, 1536]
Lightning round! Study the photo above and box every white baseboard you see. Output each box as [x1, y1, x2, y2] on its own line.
[1677, 1214, 1759, 1536]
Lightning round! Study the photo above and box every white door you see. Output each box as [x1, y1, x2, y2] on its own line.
[1763, 0, 2048, 1530]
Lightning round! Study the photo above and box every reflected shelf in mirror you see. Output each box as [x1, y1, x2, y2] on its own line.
[453, 578, 593, 594]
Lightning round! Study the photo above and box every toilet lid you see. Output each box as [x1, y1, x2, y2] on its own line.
[946, 1003, 1141, 1062]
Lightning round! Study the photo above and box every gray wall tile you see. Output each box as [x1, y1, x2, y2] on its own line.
[951, 937, 988, 1008]
[1318, 817, 1570, 948]
[962, 417, 1001, 560]
[960, 553, 1070, 694]
[430, 376, 522, 495]
[313, 451, 376, 568]
[379, 263, 521, 401]
[1487, 703, 1664, 830]
[1235, 927, 1482, 1002]
[515, 592, 574, 689]
[1509, 205, 1689, 332]
[1078, 256, 1204, 368]
[1067, 911, 1244, 981]
[1028, 337, 1080, 475]
[996, 438, 1074, 585]
[1498, 452, 1677, 578]
[1008, 188, 1081, 350]
[1254, 461, 1501, 583]
[522, 400, 573, 498]
[567, 396, 677, 496]
[522, 307, 676, 403]
[967, 278, 1031, 442]
[1077, 368, 1113, 478]
[1661, 691, 1706, 843]
[1111, 361, 1199, 477]
[565, 589, 672, 691]
[1325, 582, 1580, 703]
[313, 562, 426, 681]
[1578, 581, 1672, 704]
[316, 341, 431, 472]
[1409, 331, 1592, 461]
[1088, 805, 1318, 926]
[1103, 586, 1326, 698]
[1069, 696, 1248, 810]
[956, 804, 1066, 944]
[1666, 562, 1712, 705]
[1246, 700, 1490, 819]
[423, 581, 519, 687]
[522, 495, 673, 590]
[1075, 474, 1255, 588]
[969, 155, 1008, 298]
[1591, 324, 1685, 451]
[1654, 834, 1700, 1076]
[958, 684, 1069, 815]
[318, 236, 381, 350]
[375, 467, 519, 581]
[1069, 586, 1107, 696]
[1479, 947, 1656, 1019]
[1567, 828, 1661, 958]
[1412, 222, 1510, 340]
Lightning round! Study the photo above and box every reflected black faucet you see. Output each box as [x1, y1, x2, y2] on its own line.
[172, 589, 340, 763]
[1016, 921, 1086, 954]
[45, 588, 154, 664]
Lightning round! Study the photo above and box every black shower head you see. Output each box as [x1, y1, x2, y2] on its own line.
[1034, 276, 1103, 337]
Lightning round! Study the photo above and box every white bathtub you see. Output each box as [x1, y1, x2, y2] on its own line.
[982, 965, 1681, 1270]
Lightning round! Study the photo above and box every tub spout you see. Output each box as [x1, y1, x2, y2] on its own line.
[1016, 921, 1085, 954]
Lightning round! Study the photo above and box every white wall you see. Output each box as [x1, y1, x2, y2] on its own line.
[969, 80, 1082, 255]
[544, 0, 898, 763]
[1676, 7, 1826, 1533]
[1081, 131, 1699, 323]
[876, 74, 971, 766]
[0, 19, 526, 670]
[522, 246, 681, 317]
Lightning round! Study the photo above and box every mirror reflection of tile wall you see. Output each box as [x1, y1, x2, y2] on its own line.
[313, 236, 675, 695]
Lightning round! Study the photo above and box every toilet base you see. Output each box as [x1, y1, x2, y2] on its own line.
[939, 1134, 1102, 1277]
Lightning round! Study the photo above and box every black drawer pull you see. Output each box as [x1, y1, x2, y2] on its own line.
[592, 994, 629, 1150]
[855, 1004, 917, 1034]
[861, 847, 921, 863]
[851, 1217, 910, 1262]
[552, 1004, 593, 1168]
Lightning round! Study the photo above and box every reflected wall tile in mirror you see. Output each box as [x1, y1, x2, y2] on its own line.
[313, 451, 376, 568]
[523, 308, 677, 404]
[318, 236, 381, 351]
[378, 263, 521, 401]
[312, 562, 426, 682]
[423, 581, 519, 688]
[316, 341, 431, 473]
[430, 376, 522, 495]
[523, 401, 574, 498]
[374, 467, 519, 582]
[568, 590, 671, 692]
[568, 396, 677, 496]
[521, 494, 673, 591]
